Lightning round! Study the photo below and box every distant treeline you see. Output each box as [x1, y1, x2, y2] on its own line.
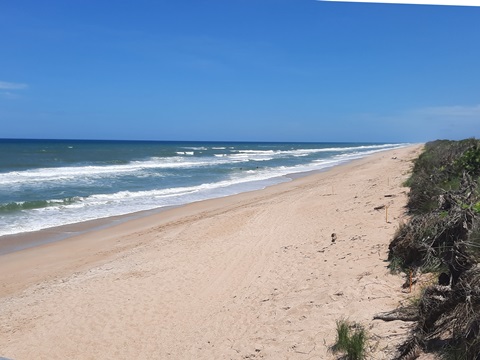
[388, 138, 480, 360]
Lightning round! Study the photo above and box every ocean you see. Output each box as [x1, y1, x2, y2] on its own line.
[0, 139, 407, 238]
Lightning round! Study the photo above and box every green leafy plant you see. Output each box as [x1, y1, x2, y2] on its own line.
[473, 202, 480, 214]
[457, 145, 480, 175]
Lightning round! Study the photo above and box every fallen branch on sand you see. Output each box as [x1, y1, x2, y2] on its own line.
[373, 307, 419, 322]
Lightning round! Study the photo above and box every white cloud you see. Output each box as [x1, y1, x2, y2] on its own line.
[414, 104, 480, 117]
[0, 81, 28, 90]
[0, 91, 21, 99]
[397, 104, 480, 141]
[317, 0, 480, 7]
[345, 104, 480, 142]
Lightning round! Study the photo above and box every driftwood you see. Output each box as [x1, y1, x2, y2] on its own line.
[374, 307, 419, 322]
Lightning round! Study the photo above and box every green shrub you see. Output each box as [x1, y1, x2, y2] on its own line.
[456, 144, 480, 175]
[441, 344, 469, 360]
[406, 139, 480, 214]
[389, 138, 480, 358]
[388, 255, 405, 274]
[473, 202, 480, 214]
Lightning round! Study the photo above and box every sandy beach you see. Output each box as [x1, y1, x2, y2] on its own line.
[0, 145, 422, 360]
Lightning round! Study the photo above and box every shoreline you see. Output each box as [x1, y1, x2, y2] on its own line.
[0, 149, 398, 256]
[1, 144, 423, 359]
[1, 141, 407, 243]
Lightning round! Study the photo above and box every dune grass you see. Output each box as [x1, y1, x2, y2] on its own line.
[332, 319, 368, 360]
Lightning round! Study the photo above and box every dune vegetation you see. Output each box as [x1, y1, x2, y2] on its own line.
[385, 139, 480, 359]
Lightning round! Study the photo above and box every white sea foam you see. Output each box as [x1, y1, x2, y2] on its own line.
[0, 156, 230, 186]
[181, 146, 207, 150]
[225, 144, 405, 161]
[0, 154, 361, 236]
[0, 143, 408, 237]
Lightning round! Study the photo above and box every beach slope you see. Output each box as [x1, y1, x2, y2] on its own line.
[0, 145, 421, 360]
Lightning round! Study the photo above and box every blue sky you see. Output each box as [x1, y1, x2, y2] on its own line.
[1, 1, 479, 142]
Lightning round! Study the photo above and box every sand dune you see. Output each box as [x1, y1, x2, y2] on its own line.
[0, 145, 422, 360]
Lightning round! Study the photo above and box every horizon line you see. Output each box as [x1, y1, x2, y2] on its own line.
[0, 137, 410, 144]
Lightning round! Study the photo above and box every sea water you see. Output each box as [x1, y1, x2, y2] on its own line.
[0, 139, 407, 237]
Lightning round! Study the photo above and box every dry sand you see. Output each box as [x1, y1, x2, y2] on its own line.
[0, 145, 423, 360]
